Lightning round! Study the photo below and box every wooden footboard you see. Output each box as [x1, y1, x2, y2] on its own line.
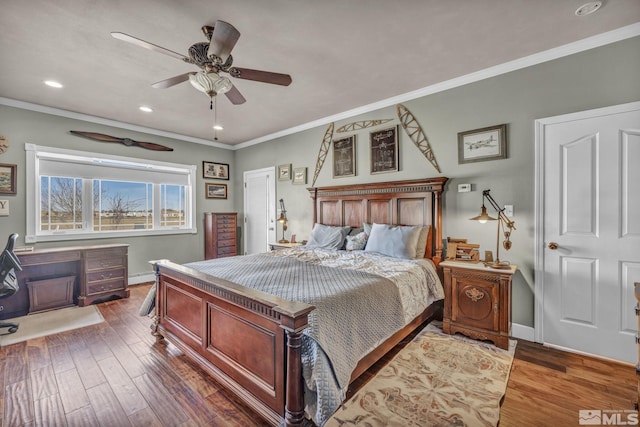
[152, 260, 314, 426]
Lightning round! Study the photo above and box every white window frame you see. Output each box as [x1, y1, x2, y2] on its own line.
[25, 143, 197, 243]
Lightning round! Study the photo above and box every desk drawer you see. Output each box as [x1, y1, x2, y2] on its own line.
[87, 268, 126, 283]
[18, 251, 81, 266]
[87, 279, 126, 295]
[86, 257, 126, 271]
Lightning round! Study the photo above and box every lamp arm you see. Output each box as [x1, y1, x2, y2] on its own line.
[482, 190, 516, 230]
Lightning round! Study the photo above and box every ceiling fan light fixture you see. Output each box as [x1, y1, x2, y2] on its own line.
[213, 125, 224, 131]
[139, 105, 153, 113]
[189, 72, 232, 97]
[44, 80, 63, 88]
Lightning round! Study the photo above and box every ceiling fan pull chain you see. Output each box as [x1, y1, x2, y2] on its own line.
[210, 96, 213, 110]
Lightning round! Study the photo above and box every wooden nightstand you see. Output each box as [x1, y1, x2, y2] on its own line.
[440, 260, 516, 350]
[269, 242, 303, 250]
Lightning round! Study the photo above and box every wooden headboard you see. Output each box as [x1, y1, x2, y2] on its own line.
[308, 177, 448, 265]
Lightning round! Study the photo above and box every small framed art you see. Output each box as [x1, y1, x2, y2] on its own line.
[203, 161, 230, 180]
[458, 124, 507, 164]
[0, 163, 17, 195]
[278, 163, 291, 181]
[205, 183, 227, 199]
[333, 135, 356, 178]
[292, 167, 307, 185]
[370, 126, 398, 174]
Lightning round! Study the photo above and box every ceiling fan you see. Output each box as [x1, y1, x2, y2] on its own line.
[111, 20, 292, 106]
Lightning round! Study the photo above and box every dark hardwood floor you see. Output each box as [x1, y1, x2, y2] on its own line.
[1, 283, 636, 426]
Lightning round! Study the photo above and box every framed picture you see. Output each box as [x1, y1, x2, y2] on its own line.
[333, 135, 356, 178]
[458, 124, 507, 164]
[205, 183, 227, 199]
[203, 161, 230, 180]
[370, 126, 398, 174]
[278, 163, 291, 181]
[0, 163, 16, 195]
[292, 167, 307, 185]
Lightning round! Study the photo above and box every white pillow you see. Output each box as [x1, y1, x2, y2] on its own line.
[345, 232, 367, 251]
[305, 223, 351, 250]
[364, 223, 422, 259]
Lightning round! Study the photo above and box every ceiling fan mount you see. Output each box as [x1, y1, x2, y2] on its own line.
[111, 20, 292, 106]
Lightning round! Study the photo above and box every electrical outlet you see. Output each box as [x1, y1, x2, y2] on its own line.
[504, 204, 513, 217]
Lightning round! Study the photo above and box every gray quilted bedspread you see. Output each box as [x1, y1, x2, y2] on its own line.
[144, 248, 444, 425]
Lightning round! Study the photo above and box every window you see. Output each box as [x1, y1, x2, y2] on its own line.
[26, 144, 197, 243]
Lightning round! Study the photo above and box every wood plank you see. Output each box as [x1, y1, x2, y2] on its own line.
[47, 342, 74, 374]
[55, 368, 90, 414]
[26, 338, 51, 372]
[33, 393, 66, 426]
[66, 405, 100, 427]
[127, 406, 163, 427]
[132, 374, 190, 425]
[85, 382, 131, 427]
[68, 346, 107, 390]
[97, 356, 148, 416]
[30, 365, 57, 400]
[3, 380, 33, 426]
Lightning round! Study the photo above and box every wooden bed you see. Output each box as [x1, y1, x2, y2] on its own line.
[151, 177, 447, 426]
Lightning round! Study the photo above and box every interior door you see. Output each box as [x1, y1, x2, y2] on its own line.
[243, 167, 276, 255]
[535, 101, 640, 363]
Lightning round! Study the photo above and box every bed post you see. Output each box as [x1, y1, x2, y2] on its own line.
[433, 188, 444, 266]
[278, 305, 315, 427]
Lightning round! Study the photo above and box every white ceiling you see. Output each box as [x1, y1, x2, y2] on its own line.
[1, 1, 638, 148]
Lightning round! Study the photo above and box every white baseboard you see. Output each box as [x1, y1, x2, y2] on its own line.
[512, 323, 535, 342]
[128, 273, 155, 285]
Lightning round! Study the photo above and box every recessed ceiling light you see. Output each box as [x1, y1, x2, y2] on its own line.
[213, 125, 224, 131]
[139, 106, 153, 113]
[575, 1, 602, 16]
[44, 80, 63, 88]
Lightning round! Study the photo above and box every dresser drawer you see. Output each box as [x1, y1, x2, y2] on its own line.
[216, 215, 236, 224]
[216, 231, 235, 240]
[217, 246, 237, 256]
[86, 256, 125, 271]
[217, 239, 236, 248]
[87, 268, 126, 283]
[87, 279, 126, 295]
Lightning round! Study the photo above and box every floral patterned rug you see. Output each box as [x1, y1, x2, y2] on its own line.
[325, 322, 516, 427]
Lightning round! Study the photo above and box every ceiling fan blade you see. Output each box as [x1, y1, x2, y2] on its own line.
[208, 21, 240, 63]
[230, 67, 292, 86]
[151, 72, 195, 89]
[111, 32, 187, 61]
[70, 131, 121, 143]
[224, 84, 246, 105]
[134, 141, 174, 151]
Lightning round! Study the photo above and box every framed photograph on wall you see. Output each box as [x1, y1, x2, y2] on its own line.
[278, 163, 291, 181]
[205, 183, 228, 199]
[370, 126, 398, 174]
[0, 163, 17, 195]
[333, 135, 356, 178]
[458, 124, 507, 164]
[292, 167, 307, 185]
[203, 161, 230, 180]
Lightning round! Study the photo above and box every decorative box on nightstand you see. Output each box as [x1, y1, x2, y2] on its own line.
[440, 260, 517, 350]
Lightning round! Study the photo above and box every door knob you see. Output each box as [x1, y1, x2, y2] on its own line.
[548, 242, 559, 250]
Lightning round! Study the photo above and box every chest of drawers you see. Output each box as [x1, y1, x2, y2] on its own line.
[204, 212, 238, 259]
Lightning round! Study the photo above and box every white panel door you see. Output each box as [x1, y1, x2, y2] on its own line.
[536, 102, 640, 363]
[243, 167, 276, 255]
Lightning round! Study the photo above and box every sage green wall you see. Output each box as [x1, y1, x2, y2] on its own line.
[0, 106, 234, 278]
[234, 36, 640, 327]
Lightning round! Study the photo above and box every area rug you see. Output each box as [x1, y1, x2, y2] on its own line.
[325, 322, 516, 427]
[0, 305, 104, 347]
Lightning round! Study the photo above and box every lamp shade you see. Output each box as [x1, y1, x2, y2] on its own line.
[189, 72, 232, 97]
[469, 205, 497, 224]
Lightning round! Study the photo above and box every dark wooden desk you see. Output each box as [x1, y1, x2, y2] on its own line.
[0, 244, 129, 320]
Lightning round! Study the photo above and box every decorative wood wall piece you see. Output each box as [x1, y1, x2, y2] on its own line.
[335, 119, 393, 133]
[311, 122, 334, 187]
[396, 104, 441, 173]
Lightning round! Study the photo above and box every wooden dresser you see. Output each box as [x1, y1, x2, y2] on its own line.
[441, 260, 516, 350]
[0, 244, 129, 320]
[204, 212, 237, 259]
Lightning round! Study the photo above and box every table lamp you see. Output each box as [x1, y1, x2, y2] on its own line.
[469, 189, 515, 269]
[278, 198, 289, 243]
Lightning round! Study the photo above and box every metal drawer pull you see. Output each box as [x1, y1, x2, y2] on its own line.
[465, 288, 484, 302]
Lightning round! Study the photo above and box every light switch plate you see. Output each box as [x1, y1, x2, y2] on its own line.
[504, 204, 513, 217]
[458, 183, 471, 193]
